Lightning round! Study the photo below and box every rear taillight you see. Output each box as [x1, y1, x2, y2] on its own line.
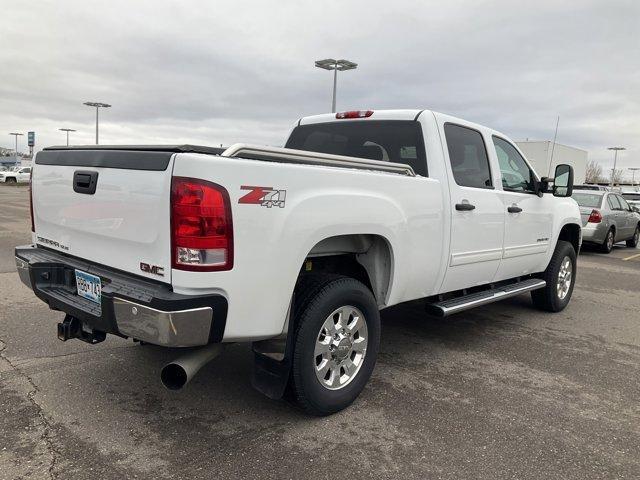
[588, 209, 602, 223]
[171, 177, 233, 271]
[335, 110, 373, 119]
[29, 169, 34, 233]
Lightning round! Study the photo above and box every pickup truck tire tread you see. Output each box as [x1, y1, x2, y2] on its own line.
[531, 240, 576, 312]
[291, 275, 380, 416]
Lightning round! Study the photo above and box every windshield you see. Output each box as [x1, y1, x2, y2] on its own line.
[285, 120, 428, 176]
[622, 193, 640, 202]
[572, 192, 603, 208]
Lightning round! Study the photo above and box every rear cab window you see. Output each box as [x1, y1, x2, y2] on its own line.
[285, 120, 428, 176]
[443, 123, 493, 189]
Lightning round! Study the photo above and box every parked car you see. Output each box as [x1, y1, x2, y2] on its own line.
[574, 184, 610, 191]
[621, 192, 640, 212]
[16, 109, 582, 415]
[0, 166, 31, 183]
[572, 190, 640, 252]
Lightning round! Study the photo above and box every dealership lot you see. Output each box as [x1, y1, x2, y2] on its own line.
[1, 185, 639, 479]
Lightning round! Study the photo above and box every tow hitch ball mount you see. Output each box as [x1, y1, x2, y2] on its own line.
[57, 314, 106, 344]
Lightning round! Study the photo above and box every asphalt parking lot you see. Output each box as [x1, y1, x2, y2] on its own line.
[1, 185, 639, 480]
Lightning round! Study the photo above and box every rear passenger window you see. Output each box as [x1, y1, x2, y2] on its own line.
[617, 195, 630, 210]
[607, 195, 622, 210]
[444, 123, 492, 189]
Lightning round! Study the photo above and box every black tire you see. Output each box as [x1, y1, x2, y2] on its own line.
[5, 177, 16, 184]
[291, 275, 380, 416]
[626, 225, 639, 248]
[600, 228, 615, 253]
[531, 240, 577, 312]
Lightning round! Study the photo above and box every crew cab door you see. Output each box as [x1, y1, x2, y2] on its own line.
[491, 136, 553, 280]
[438, 121, 505, 293]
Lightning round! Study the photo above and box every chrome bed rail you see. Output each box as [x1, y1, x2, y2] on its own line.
[221, 143, 416, 177]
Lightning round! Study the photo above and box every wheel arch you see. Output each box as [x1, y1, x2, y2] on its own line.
[304, 233, 394, 307]
[558, 222, 581, 253]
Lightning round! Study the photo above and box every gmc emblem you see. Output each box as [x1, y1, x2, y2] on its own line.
[140, 262, 165, 277]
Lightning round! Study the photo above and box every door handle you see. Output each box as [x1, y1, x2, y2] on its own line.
[73, 170, 99, 195]
[455, 203, 476, 211]
[507, 206, 523, 213]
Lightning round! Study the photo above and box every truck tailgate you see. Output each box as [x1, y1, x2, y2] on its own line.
[33, 149, 174, 283]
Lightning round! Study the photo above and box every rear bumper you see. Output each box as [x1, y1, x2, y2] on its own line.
[581, 222, 608, 244]
[15, 245, 228, 347]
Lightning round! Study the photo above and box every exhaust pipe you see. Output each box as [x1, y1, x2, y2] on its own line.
[161, 343, 225, 390]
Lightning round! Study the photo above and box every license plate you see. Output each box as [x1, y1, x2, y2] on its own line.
[75, 269, 102, 305]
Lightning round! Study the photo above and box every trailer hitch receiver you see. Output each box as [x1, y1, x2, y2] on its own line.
[57, 315, 106, 344]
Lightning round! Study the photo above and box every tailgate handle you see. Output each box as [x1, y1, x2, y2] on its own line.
[73, 170, 99, 195]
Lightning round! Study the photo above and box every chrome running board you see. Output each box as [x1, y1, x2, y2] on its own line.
[426, 278, 546, 317]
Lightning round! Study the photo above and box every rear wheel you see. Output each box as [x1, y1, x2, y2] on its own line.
[531, 240, 576, 312]
[626, 225, 639, 248]
[600, 228, 615, 253]
[291, 275, 380, 416]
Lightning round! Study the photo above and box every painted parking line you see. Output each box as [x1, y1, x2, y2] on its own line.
[622, 252, 640, 261]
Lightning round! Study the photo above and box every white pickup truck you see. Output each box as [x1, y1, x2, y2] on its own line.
[16, 109, 581, 415]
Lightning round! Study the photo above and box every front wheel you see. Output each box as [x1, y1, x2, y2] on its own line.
[291, 275, 380, 416]
[531, 240, 577, 312]
[626, 226, 639, 248]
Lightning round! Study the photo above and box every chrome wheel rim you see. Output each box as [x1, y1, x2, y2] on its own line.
[314, 305, 368, 390]
[556, 256, 573, 300]
[607, 232, 614, 250]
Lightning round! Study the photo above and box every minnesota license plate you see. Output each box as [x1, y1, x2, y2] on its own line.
[75, 269, 102, 305]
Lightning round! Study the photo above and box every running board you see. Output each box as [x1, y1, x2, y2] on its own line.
[426, 279, 546, 317]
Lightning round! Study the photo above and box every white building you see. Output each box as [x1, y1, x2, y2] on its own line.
[516, 141, 587, 184]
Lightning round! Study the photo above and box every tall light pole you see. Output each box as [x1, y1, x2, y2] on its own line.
[59, 128, 76, 146]
[9, 132, 23, 162]
[629, 167, 640, 186]
[83, 102, 111, 144]
[608, 147, 626, 187]
[315, 59, 357, 113]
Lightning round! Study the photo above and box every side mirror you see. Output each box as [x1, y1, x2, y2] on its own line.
[553, 164, 574, 197]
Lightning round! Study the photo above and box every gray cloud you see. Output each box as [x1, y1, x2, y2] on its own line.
[1, 0, 638, 176]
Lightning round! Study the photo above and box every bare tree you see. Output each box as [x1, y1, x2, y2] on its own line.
[610, 168, 624, 186]
[585, 160, 602, 184]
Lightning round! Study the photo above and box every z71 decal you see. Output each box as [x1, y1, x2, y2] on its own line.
[239, 186, 286, 208]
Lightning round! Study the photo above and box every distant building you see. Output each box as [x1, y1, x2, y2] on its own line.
[516, 141, 587, 184]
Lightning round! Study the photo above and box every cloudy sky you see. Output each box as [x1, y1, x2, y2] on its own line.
[1, 0, 638, 178]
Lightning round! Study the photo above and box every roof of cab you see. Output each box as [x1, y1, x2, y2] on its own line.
[299, 109, 428, 125]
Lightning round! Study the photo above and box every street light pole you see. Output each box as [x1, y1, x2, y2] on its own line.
[83, 102, 111, 144]
[629, 167, 640, 187]
[315, 59, 358, 113]
[9, 132, 23, 161]
[59, 128, 77, 146]
[607, 147, 626, 187]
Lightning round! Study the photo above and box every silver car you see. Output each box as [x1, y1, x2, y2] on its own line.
[622, 192, 640, 212]
[572, 190, 640, 253]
